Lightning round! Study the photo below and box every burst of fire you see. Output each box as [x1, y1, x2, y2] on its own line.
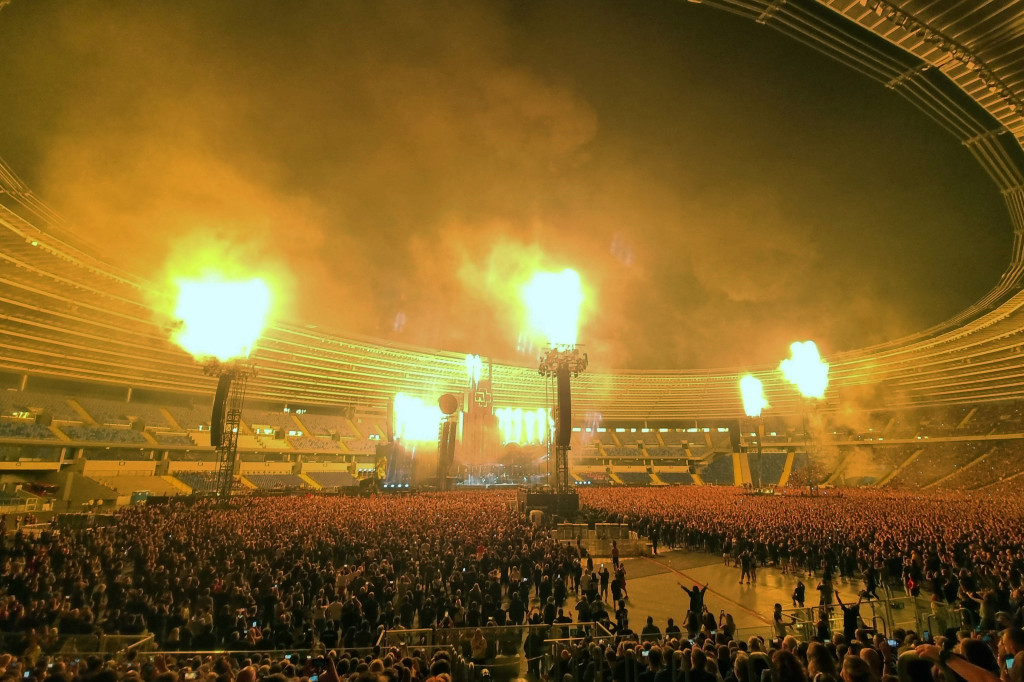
[779, 340, 829, 399]
[522, 269, 584, 347]
[393, 393, 443, 442]
[172, 277, 271, 361]
[739, 374, 768, 417]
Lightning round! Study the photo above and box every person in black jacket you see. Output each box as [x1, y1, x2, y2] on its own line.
[679, 582, 709, 616]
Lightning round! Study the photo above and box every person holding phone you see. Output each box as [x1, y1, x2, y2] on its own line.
[1000, 627, 1023, 682]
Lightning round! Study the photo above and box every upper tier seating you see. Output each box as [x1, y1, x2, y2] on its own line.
[0, 420, 55, 440]
[0, 390, 77, 421]
[617, 431, 660, 446]
[342, 439, 378, 454]
[646, 446, 686, 459]
[62, 425, 148, 444]
[351, 415, 386, 438]
[164, 404, 213, 430]
[287, 436, 340, 451]
[660, 431, 687, 446]
[242, 409, 298, 431]
[295, 412, 356, 437]
[75, 397, 170, 428]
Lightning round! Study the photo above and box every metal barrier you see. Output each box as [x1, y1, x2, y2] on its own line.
[376, 621, 617, 680]
[379, 622, 564, 680]
[0, 632, 155, 657]
[775, 591, 930, 641]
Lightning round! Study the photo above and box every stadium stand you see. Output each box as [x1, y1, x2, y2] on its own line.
[244, 473, 310, 490]
[0, 420, 55, 439]
[932, 444, 1021, 490]
[886, 441, 987, 488]
[74, 396, 170, 427]
[749, 451, 788, 486]
[287, 435, 339, 451]
[151, 432, 193, 446]
[616, 430, 660, 446]
[341, 438, 378, 453]
[574, 470, 610, 486]
[659, 430, 687, 445]
[163, 404, 212, 430]
[701, 454, 734, 485]
[351, 414, 386, 438]
[645, 446, 686, 459]
[294, 412, 356, 437]
[709, 430, 733, 451]
[173, 471, 245, 493]
[0, 390, 77, 421]
[654, 471, 694, 485]
[614, 470, 652, 485]
[604, 445, 645, 458]
[89, 475, 182, 496]
[306, 470, 358, 487]
[60, 425, 148, 444]
[242, 408, 297, 431]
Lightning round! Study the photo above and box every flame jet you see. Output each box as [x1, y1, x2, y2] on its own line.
[779, 340, 829, 399]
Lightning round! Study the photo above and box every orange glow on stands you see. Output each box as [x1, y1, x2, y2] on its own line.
[393, 393, 443, 442]
[172, 277, 271, 361]
[522, 269, 584, 347]
[740, 374, 768, 417]
[779, 341, 829, 399]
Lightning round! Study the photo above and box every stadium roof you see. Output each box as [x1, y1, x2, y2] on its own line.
[4, 0, 1024, 420]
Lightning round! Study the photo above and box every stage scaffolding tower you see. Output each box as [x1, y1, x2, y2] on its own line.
[206, 361, 255, 499]
[538, 346, 587, 495]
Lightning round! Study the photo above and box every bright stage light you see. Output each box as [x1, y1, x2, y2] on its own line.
[172, 277, 271, 361]
[779, 340, 829, 399]
[464, 354, 482, 386]
[496, 406, 551, 444]
[394, 393, 443, 442]
[522, 269, 583, 347]
[739, 374, 767, 417]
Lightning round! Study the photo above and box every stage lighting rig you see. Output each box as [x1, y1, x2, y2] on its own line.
[538, 346, 588, 378]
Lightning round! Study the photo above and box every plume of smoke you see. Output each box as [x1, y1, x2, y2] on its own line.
[0, 0, 1008, 370]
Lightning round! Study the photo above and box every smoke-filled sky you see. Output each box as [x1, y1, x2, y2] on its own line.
[0, 0, 1011, 370]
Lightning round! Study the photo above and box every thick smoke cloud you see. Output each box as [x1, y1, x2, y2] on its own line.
[0, 0, 1011, 369]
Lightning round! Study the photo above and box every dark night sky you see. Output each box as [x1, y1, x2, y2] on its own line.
[0, 0, 1011, 370]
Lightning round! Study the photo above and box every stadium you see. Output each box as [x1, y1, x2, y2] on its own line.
[0, 0, 1022, 681]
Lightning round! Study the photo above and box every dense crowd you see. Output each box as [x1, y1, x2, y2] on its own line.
[0, 486, 1021, 682]
[0, 493, 602, 652]
[580, 487, 1024, 631]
